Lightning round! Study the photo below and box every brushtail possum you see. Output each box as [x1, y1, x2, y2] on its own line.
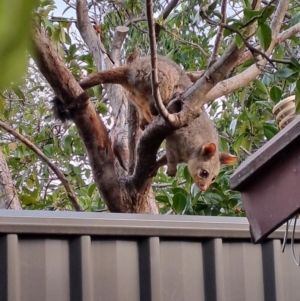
[53, 55, 192, 124]
[156, 111, 237, 191]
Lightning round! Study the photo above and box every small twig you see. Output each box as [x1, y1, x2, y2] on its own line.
[240, 146, 252, 156]
[240, 0, 275, 29]
[146, 0, 179, 127]
[0, 121, 82, 211]
[208, 0, 227, 66]
[152, 180, 186, 188]
[201, 12, 279, 68]
[163, 27, 209, 57]
[155, 0, 180, 38]
[122, 7, 148, 34]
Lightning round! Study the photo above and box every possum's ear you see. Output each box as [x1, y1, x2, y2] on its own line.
[219, 153, 238, 165]
[202, 143, 217, 158]
[126, 48, 141, 64]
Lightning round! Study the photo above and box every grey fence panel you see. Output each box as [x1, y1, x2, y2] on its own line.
[0, 210, 300, 301]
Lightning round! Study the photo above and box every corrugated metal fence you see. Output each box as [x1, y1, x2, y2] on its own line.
[0, 210, 300, 301]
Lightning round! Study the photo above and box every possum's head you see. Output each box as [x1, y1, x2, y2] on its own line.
[187, 143, 237, 191]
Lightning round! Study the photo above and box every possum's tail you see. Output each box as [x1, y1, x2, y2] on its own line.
[52, 66, 131, 122]
[79, 66, 131, 90]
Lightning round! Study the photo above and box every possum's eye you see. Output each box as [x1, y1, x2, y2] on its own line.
[200, 170, 209, 178]
[212, 176, 216, 182]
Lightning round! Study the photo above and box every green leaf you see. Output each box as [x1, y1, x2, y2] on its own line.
[42, 17, 55, 31]
[43, 144, 54, 157]
[88, 183, 96, 197]
[257, 6, 276, 24]
[256, 23, 271, 51]
[12, 85, 25, 101]
[263, 125, 278, 140]
[172, 192, 187, 214]
[171, 187, 188, 197]
[207, 1, 218, 15]
[0, 0, 38, 89]
[0, 95, 5, 114]
[97, 102, 108, 115]
[295, 81, 300, 114]
[232, 134, 245, 155]
[289, 57, 300, 69]
[69, 44, 77, 58]
[63, 135, 72, 156]
[59, 27, 66, 43]
[183, 166, 192, 185]
[235, 34, 244, 48]
[270, 86, 282, 104]
[254, 79, 268, 94]
[19, 194, 37, 205]
[290, 11, 300, 26]
[275, 68, 297, 78]
[156, 195, 170, 204]
[243, 8, 260, 23]
[219, 136, 229, 153]
[261, 74, 274, 86]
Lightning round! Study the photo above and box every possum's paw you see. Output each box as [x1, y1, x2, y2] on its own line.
[166, 165, 177, 177]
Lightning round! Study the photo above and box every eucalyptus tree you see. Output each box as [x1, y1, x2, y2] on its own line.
[1, 0, 299, 214]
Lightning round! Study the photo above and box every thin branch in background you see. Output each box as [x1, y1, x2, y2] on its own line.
[152, 180, 186, 188]
[208, 0, 227, 66]
[123, 10, 148, 34]
[124, 16, 147, 27]
[0, 121, 82, 211]
[155, 0, 180, 38]
[201, 12, 280, 68]
[240, 146, 252, 156]
[161, 0, 180, 20]
[163, 27, 209, 57]
[146, 0, 179, 127]
[240, 0, 275, 29]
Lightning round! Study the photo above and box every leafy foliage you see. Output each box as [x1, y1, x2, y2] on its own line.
[0, 0, 38, 89]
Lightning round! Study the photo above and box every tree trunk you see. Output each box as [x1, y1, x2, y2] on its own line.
[0, 149, 22, 209]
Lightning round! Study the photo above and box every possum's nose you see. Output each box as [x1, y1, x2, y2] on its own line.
[199, 184, 208, 191]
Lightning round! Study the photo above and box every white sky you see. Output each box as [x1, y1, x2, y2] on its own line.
[53, 0, 74, 18]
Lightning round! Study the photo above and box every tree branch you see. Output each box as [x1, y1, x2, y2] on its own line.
[161, 0, 180, 20]
[0, 121, 82, 211]
[208, 0, 227, 66]
[77, 0, 104, 70]
[146, 0, 179, 127]
[204, 0, 291, 103]
[155, 0, 180, 39]
[0, 148, 22, 210]
[111, 26, 130, 66]
[77, 0, 130, 178]
[163, 27, 209, 57]
[31, 24, 123, 212]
